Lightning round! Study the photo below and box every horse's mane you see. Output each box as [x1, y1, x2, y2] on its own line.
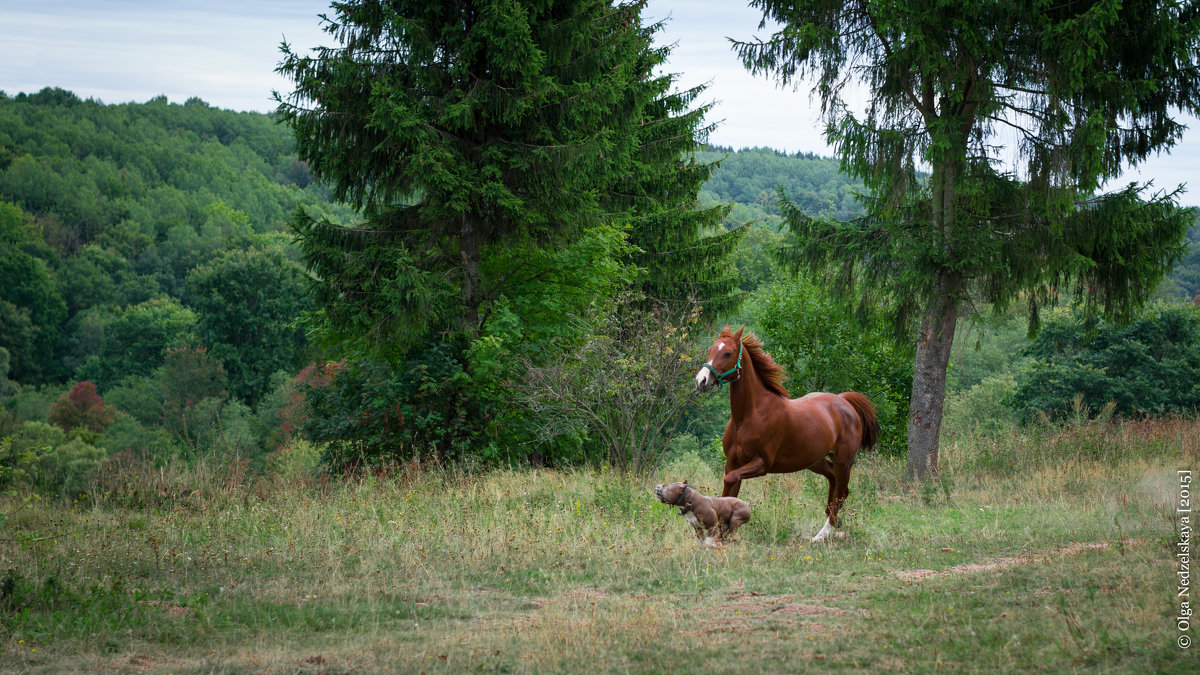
[721, 329, 789, 397]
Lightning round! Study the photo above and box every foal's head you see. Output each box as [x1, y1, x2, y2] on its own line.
[694, 325, 744, 392]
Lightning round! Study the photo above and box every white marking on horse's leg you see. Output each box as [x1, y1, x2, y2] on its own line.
[811, 517, 834, 542]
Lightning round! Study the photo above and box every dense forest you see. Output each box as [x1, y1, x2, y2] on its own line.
[1, 88, 1198, 494]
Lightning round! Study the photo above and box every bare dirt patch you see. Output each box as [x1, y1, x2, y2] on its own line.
[684, 591, 863, 635]
[894, 540, 1128, 583]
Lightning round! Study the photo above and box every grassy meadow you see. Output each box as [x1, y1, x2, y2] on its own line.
[1, 418, 1196, 674]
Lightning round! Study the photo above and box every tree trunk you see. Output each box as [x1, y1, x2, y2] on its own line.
[460, 215, 482, 335]
[905, 273, 958, 481]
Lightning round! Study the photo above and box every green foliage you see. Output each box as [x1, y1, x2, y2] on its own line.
[0, 91, 356, 397]
[186, 247, 311, 404]
[37, 436, 106, 497]
[264, 439, 324, 481]
[730, 223, 785, 292]
[942, 373, 1019, 438]
[0, 435, 42, 495]
[76, 298, 197, 389]
[1, 384, 65, 424]
[1013, 303, 1200, 420]
[623, 103, 744, 317]
[2, 422, 60, 494]
[517, 297, 704, 471]
[95, 415, 179, 462]
[278, 0, 685, 339]
[157, 346, 229, 437]
[276, 1, 745, 467]
[747, 277, 913, 452]
[299, 346, 478, 468]
[103, 375, 164, 427]
[0, 202, 66, 383]
[947, 309, 1032, 393]
[1158, 219, 1200, 301]
[696, 146, 860, 221]
[2, 420, 104, 497]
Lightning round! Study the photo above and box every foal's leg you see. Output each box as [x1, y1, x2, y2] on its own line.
[721, 455, 766, 498]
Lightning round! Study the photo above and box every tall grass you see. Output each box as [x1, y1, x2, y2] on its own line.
[1, 417, 1195, 673]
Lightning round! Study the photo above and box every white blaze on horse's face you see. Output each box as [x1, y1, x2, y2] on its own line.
[694, 341, 724, 391]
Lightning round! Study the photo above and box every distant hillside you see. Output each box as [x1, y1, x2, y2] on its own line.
[1159, 219, 1200, 302]
[696, 145, 862, 227]
[0, 88, 355, 385]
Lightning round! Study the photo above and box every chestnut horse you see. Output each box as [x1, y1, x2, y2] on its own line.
[695, 326, 880, 542]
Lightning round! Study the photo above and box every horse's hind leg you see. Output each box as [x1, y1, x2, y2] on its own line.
[828, 461, 851, 528]
[811, 463, 838, 542]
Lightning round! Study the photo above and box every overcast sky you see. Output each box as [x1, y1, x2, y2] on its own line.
[2, 0, 1197, 204]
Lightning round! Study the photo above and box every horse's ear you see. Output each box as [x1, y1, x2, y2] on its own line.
[734, 325, 745, 339]
[722, 324, 731, 334]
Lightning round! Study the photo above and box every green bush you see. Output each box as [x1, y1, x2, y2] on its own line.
[1012, 303, 1200, 420]
[2, 384, 67, 423]
[942, 373, 1018, 438]
[16, 420, 67, 450]
[300, 340, 480, 470]
[0, 435, 44, 493]
[37, 437, 106, 497]
[104, 376, 164, 427]
[96, 414, 180, 462]
[264, 439, 324, 480]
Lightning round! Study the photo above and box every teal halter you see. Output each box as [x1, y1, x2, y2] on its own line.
[702, 341, 743, 387]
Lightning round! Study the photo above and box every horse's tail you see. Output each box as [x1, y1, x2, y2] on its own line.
[840, 392, 881, 451]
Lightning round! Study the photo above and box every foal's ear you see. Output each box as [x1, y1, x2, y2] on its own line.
[734, 325, 745, 339]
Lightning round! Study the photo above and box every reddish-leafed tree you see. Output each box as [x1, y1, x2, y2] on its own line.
[48, 381, 115, 433]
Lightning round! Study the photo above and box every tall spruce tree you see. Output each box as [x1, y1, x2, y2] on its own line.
[736, 0, 1200, 479]
[622, 82, 744, 317]
[275, 1, 741, 457]
[276, 0, 741, 340]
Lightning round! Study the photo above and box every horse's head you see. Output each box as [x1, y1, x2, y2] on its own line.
[695, 325, 744, 392]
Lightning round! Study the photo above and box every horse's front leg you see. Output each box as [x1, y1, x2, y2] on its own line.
[722, 455, 766, 498]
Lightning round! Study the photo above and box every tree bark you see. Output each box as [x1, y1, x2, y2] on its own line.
[460, 215, 483, 335]
[905, 273, 958, 481]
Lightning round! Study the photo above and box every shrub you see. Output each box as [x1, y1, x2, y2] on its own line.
[96, 414, 180, 462]
[1, 384, 66, 423]
[264, 439, 324, 480]
[300, 341, 481, 470]
[942, 373, 1018, 438]
[103, 376, 164, 427]
[37, 437, 106, 497]
[1012, 303, 1200, 421]
[518, 297, 702, 472]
